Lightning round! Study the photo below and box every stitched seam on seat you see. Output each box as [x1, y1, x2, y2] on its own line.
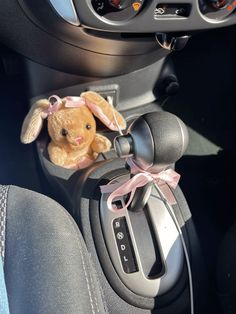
[76, 234, 96, 314]
[47, 200, 102, 314]
[0, 186, 9, 263]
[62, 213, 103, 313]
[17, 189, 101, 314]
[60, 212, 100, 314]
[88, 259, 100, 313]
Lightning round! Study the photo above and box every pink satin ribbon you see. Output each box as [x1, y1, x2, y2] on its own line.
[65, 96, 119, 131]
[46, 95, 63, 114]
[46, 95, 119, 131]
[100, 159, 180, 212]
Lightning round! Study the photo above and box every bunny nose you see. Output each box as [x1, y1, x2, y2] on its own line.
[75, 136, 84, 144]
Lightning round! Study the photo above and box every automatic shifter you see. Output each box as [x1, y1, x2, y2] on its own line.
[114, 111, 189, 211]
[97, 110, 194, 309]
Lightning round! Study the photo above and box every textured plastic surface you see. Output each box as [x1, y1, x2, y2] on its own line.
[2, 0, 166, 76]
[26, 56, 168, 108]
[19, 0, 159, 56]
[0, 0, 168, 77]
[143, 112, 189, 169]
[75, 0, 236, 32]
[0, 0, 234, 77]
[124, 111, 189, 172]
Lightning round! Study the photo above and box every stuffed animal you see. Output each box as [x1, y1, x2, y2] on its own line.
[20, 91, 126, 169]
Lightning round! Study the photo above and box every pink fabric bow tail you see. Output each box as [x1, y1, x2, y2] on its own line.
[100, 167, 180, 212]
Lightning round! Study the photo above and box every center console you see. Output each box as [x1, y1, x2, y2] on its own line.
[32, 77, 208, 313]
[73, 159, 206, 313]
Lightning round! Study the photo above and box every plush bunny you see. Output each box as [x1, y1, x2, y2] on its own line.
[21, 91, 126, 169]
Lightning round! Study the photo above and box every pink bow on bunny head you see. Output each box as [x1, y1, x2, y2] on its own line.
[21, 92, 126, 145]
[46, 95, 121, 132]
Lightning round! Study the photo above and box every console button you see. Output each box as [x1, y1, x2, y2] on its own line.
[113, 217, 138, 274]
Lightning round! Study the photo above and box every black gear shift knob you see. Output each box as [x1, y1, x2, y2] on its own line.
[114, 111, 189, 172]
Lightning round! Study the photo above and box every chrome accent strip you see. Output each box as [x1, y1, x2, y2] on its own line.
[49, 0, 79, 26]
[100, 175, 184, 298]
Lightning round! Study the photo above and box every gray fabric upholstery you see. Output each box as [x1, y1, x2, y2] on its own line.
[2, 185, 106, 314]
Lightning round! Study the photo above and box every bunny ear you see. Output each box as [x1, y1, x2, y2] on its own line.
[20, 99, 50, 144]
[81, 91, 126, 131]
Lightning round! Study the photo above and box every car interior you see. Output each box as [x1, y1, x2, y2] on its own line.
[0, 0, 236, 313]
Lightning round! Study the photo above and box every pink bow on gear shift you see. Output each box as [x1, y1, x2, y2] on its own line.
[100, 158, 181, 212]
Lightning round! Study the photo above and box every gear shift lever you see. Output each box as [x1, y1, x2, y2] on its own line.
[99, 111, 193, 308]
[114, 111, 189, 211]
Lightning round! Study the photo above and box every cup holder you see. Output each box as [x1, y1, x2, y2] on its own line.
[35, 129, 119, 183]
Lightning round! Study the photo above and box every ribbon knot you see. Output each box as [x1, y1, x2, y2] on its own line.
[100, 159, 180, 212]
[45, 95, 119, 131]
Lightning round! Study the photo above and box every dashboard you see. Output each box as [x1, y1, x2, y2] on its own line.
[0, 0, 235, 77]
[75, 0, 236, 32]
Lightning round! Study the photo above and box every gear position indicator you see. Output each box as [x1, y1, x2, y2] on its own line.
[113, 217, 138, 273]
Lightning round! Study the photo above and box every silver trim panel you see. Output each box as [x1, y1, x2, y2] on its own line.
[49, 0, 79, 26]
[100, 175, 184, 298]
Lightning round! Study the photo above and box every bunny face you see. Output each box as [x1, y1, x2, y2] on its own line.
[48, 106, 96, 151]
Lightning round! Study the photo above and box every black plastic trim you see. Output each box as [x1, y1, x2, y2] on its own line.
[75, 0, 236, 33]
